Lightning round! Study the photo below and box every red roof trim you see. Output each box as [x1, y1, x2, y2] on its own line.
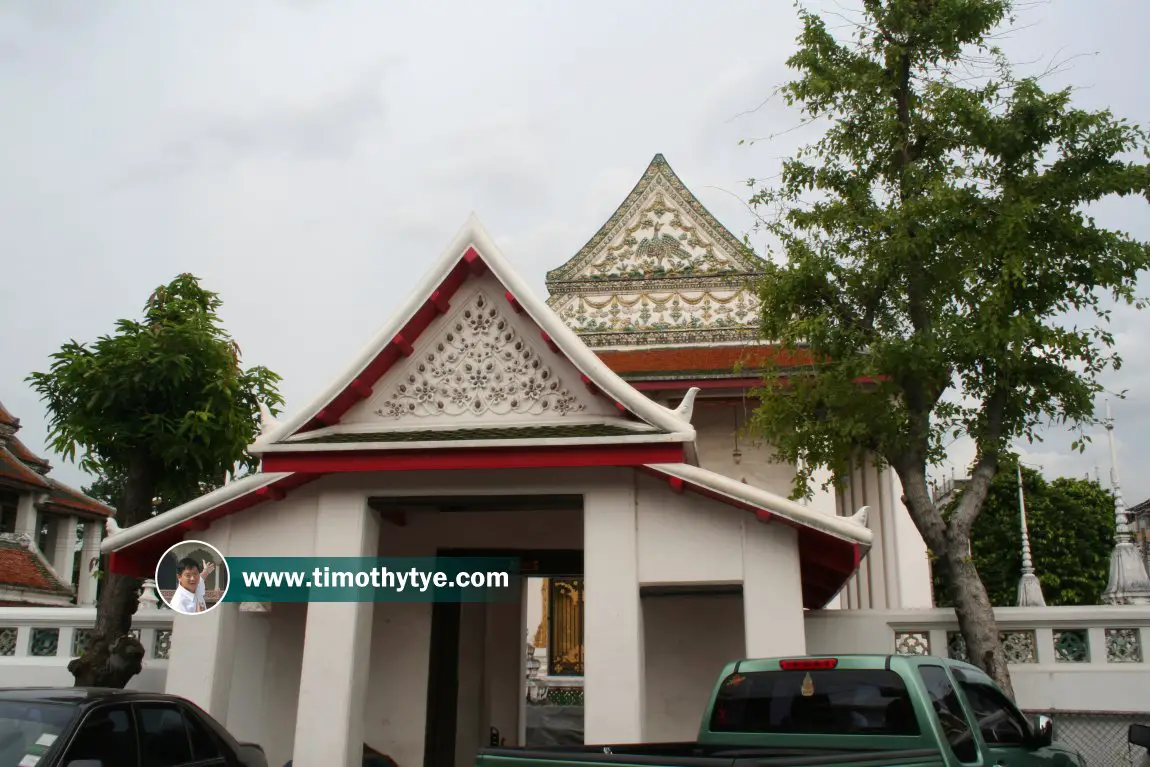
[296, 256, 473, 433]
[262, 443, 684, 474]
[637, 466, 861, 609]
[106, 473, 322, 578]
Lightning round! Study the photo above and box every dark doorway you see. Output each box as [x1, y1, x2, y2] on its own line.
[423, 549, 582, 767]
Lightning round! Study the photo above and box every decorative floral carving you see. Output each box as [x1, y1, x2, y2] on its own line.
[1054, 629, 1090, 663]
[0, 627, 16, 656]
[1105, 628, 1143, 663]
[374, 293, 586, 420]
[894, 631, 931, 656]
[587, 192, 741, 280]
[72, 628, 94, 657]
[1001, 631, 1038, 663]
[154, 630, 172, 660]
[30, 628, 59, 657]
[554, 288, 759, 338]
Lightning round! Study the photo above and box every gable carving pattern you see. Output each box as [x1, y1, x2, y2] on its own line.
[552, 288, 759, 337]
[374, 292, 588, 420]
[586, 190, 742, 280]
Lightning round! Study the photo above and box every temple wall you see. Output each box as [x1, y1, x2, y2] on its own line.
[691, 404, 795, 496]
[635, 472, 743, 586]
[642, 594, 744, 742]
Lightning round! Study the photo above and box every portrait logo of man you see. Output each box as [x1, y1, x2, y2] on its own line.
[155, 540, 229, 615]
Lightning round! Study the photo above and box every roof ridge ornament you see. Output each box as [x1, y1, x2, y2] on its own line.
[848, 505, 870, 528]
[673, 387, 701, 423]
[258, 401, 282, 436]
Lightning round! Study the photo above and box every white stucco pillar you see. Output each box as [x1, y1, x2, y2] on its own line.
[165, 519, 238, 719]
[76, 521, 102, 605]
[225, 611, 271, 748]
[583, 480, 645, 744]
[742, 519, 806, 657]
[291, 492, 379, 767]
[52, 515, 78, 585]
[14, 493, 39, 539]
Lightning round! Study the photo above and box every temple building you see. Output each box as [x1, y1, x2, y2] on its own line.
[100, 155, 931, 767]
[0, 400, 112, 607]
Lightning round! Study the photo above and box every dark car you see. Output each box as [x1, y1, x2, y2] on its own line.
[0, 687, 267, 767]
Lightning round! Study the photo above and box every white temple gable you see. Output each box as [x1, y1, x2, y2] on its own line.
[545, 154, 769, 349]
[340, 277, 621, 428]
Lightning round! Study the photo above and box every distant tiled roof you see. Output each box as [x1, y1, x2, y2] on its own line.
[42, 478, 114, 518]
[1130, 498, 1150, 515]
[8, 436, 50, 473]
[0, 536, 73, 597]
[0, 446, 51, 490]
[596, 344, 815, 381]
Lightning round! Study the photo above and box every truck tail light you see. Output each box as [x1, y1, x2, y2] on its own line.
[779, 658, 839, 670]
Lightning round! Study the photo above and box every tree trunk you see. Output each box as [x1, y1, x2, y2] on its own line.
[893, 456, 1015, 698]
[69, 452, 155, 688]
[939, 531, 1015, 699]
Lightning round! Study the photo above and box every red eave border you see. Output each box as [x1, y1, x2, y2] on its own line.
[637, 466, 861, 609]
[106, 473, 322, 578]
[262, 442, 684, 474]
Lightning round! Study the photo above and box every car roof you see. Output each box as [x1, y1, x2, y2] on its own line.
[0, 688, 188, 705]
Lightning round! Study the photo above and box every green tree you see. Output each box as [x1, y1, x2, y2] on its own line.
[745, 0, 1150, 697]
[932, 461, 1115, 607]
[28, 274, 283, 687]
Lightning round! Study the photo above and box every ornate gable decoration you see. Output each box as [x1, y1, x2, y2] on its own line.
[341, 282, 618, 428]
[545, 154, 769, 349]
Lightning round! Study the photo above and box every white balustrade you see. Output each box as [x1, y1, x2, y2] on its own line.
[806, 605, 1150, 713]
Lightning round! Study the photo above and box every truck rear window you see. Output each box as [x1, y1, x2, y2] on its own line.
[709, 669, 920, 736]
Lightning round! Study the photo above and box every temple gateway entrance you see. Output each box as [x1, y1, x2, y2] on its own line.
[421, 547, 583, 767]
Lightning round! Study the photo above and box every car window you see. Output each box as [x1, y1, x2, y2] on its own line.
[918, 665, 978, 763]
[59, 704, 138, 767]
[136, 703, 194, 766]
[0, 700, 77, 767]
[958, 680, 1031, 746]
[181, 707, 224, 762]
[709, 668, 920, 735]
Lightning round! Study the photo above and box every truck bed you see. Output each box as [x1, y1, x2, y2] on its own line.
[476, 742, 945, 767]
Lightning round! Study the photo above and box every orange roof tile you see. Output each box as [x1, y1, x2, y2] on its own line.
[596, 345, 815, 378]
[8, 436, 50, 473]
[0, 447, 51, 490]
[0, 401, 17, 429]
[0, 537, 73, 596]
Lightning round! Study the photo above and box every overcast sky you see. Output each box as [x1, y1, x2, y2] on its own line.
[2, 0, 1147, 508]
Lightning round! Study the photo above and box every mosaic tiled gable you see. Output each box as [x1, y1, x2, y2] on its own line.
[546, 154, 769, 349]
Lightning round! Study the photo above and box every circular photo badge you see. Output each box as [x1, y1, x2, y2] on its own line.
[154, 540, 230, 615]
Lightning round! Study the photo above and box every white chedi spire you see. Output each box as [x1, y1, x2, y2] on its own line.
[1100, 400, 1150, 605]
[1015, 463, 1046, 607]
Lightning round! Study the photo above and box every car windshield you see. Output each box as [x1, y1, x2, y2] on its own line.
[0, 701, 77, 767]
[710, 669, 921, 736]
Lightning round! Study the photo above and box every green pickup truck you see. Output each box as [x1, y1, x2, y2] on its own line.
[478, 654, 1142, 767]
